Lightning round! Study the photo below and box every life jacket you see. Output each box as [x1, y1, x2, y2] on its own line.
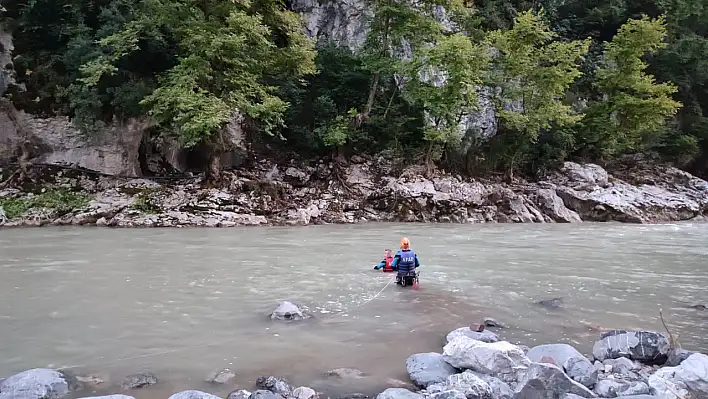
[397, 249, 417, 274]
[383, 256, 394, 272]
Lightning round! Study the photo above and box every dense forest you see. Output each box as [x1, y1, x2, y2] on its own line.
[1, 0, 707, 180]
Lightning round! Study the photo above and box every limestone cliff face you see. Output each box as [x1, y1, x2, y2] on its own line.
[0, 23, 17, 97]
[291, 0, 500, 141]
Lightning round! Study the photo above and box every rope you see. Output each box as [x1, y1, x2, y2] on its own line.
[58, 275, 398, 372]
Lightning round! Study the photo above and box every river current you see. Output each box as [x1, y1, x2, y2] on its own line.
[1, 223, 707, 398]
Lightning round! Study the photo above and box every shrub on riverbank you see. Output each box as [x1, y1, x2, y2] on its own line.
[0, 188, 91, 219]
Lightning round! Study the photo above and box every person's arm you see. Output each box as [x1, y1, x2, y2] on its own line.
[374, 260, 385, 270]
[391, 254, 401, 270]
[414, 254, 420, 268]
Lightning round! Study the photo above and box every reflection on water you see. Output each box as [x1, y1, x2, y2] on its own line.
[1, 223, 707, 398]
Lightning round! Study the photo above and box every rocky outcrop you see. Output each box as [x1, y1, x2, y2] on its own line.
[0, 368, 72, 399]
[406, 353, 458, 389]
[1, 159, 706, 227]
[592, 331, 671, 365]
[0, 23, 16, 97]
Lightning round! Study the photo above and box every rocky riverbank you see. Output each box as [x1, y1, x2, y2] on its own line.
[1, 158, 707, 228]
[2, 307, 707, 399]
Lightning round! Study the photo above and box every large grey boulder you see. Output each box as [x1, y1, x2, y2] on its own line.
[591, 331, 670, 365]
[526, 344, 598, 388]
[271, 302, 307, 321]
[514, 362, 597, 398]
[647, 367, 690, 399]
[442, 336, 529, 378]
[673, 353, 708, 397]
[0, 368, 71, 399]
[406, 353, 458, 388]
[168, 391, 222, 399]
[426, 370, 498, 399]
[376, 388, 423, 399]
[446, 327, 499, 344]
[290, 387, 318, 399]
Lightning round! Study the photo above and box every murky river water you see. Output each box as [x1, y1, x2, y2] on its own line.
[1, 223, 707, 398]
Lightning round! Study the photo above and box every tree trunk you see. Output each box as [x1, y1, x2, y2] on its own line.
[357, 13, 391, 127]
[205, 149, 222, 186]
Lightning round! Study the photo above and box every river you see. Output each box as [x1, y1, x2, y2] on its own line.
[1, 223, 707, 398]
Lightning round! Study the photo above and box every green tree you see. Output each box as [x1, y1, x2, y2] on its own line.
[577, 15, 682, 159]
[79, 0, 316, 181]
[402, 33, 491, 170]
[485, 10, 590, 179]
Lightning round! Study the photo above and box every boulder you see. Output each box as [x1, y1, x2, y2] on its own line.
[594, 378, 650, 397]
[535, 297, 563, 309]
[426, 390, 467, 399]
[168, 391, 222, 399]
[647, 367, 689, 399]
[375, 388, 423, 399]
[120, 373, 158, 390]
[526, 344, 598, 388]
[602, 358, 640, 377]
[256, 376, 293, 397]
[592, 331, 670, 365]
[0, 368, 71, 399]
[483, 318, 506, 329]
[514, 362, 598, 398]
[446, 327, 499, 344]
[532, 188, 582, 223]
[250, 391, 285, 399]
[428, 370, 501, 399]
[406, 353, 458, 388]
[207, 368, 236, 384]
[442, 336, 529, 378]
[673, 353, 708, 397]
[271, 302, 307, 321]
[290, 387, 318, 399]
[665, 348, 695, 367]
[227, 390, 253, 399]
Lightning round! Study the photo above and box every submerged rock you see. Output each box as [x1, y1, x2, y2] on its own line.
[406, 353, 458, 389]
[442, 336, 529, 378]
[446, 327, 499, 344]
[376, 388, 423, 399]
[271, 302, 307, 321]
[169, 391, 222, 399]
[526, 344, 598, 388]
[0, 368, 71, 399]
[256, 376, 293, 397]
[483, 318, 506, 329]
[207, 368, 236, 384]
[325, 368, 365, 379]
[120, 373, 158, 390]
[592, 331, 670, 365]
[535, 297, 564, 309]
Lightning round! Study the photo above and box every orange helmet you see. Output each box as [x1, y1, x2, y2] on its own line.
[400, 237, 410, 250]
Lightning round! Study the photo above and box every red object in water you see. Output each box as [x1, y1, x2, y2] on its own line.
[412, 280, 420, 290]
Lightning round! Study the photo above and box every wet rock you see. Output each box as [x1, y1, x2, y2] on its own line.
[290, 387, 318, 399]
[406, 353, 458, 388]
[526, 344, 598, 388]
[207, 368, 236, 384]
[250, 391, 284, 399]
[271, 302, 307, 321]
[120, 373, 157, 390]
[427, 371, 494, 399]
[426, 390, 467, 399]
[228, 390, 253, 399]
[514, 362, 597, 398]
[535, 297, 563, 309]
[445, 327, 499, 344]
[665, 348, 695, 367]
[689, 304, 707, 311]
[256, 376, 293, 397]
[75, 374, 105, 385]
[483, 318, 506, 329]
[466, 372, 513, 399]
[442, 336, 530, 377]
[168, 391, 222, 399]
[591, 331, 670, 365]
[77, 396, 136, 399]
[376, 388, 423, 399]
[0, 368, 71, 399]
[325, 368, 365, 379]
